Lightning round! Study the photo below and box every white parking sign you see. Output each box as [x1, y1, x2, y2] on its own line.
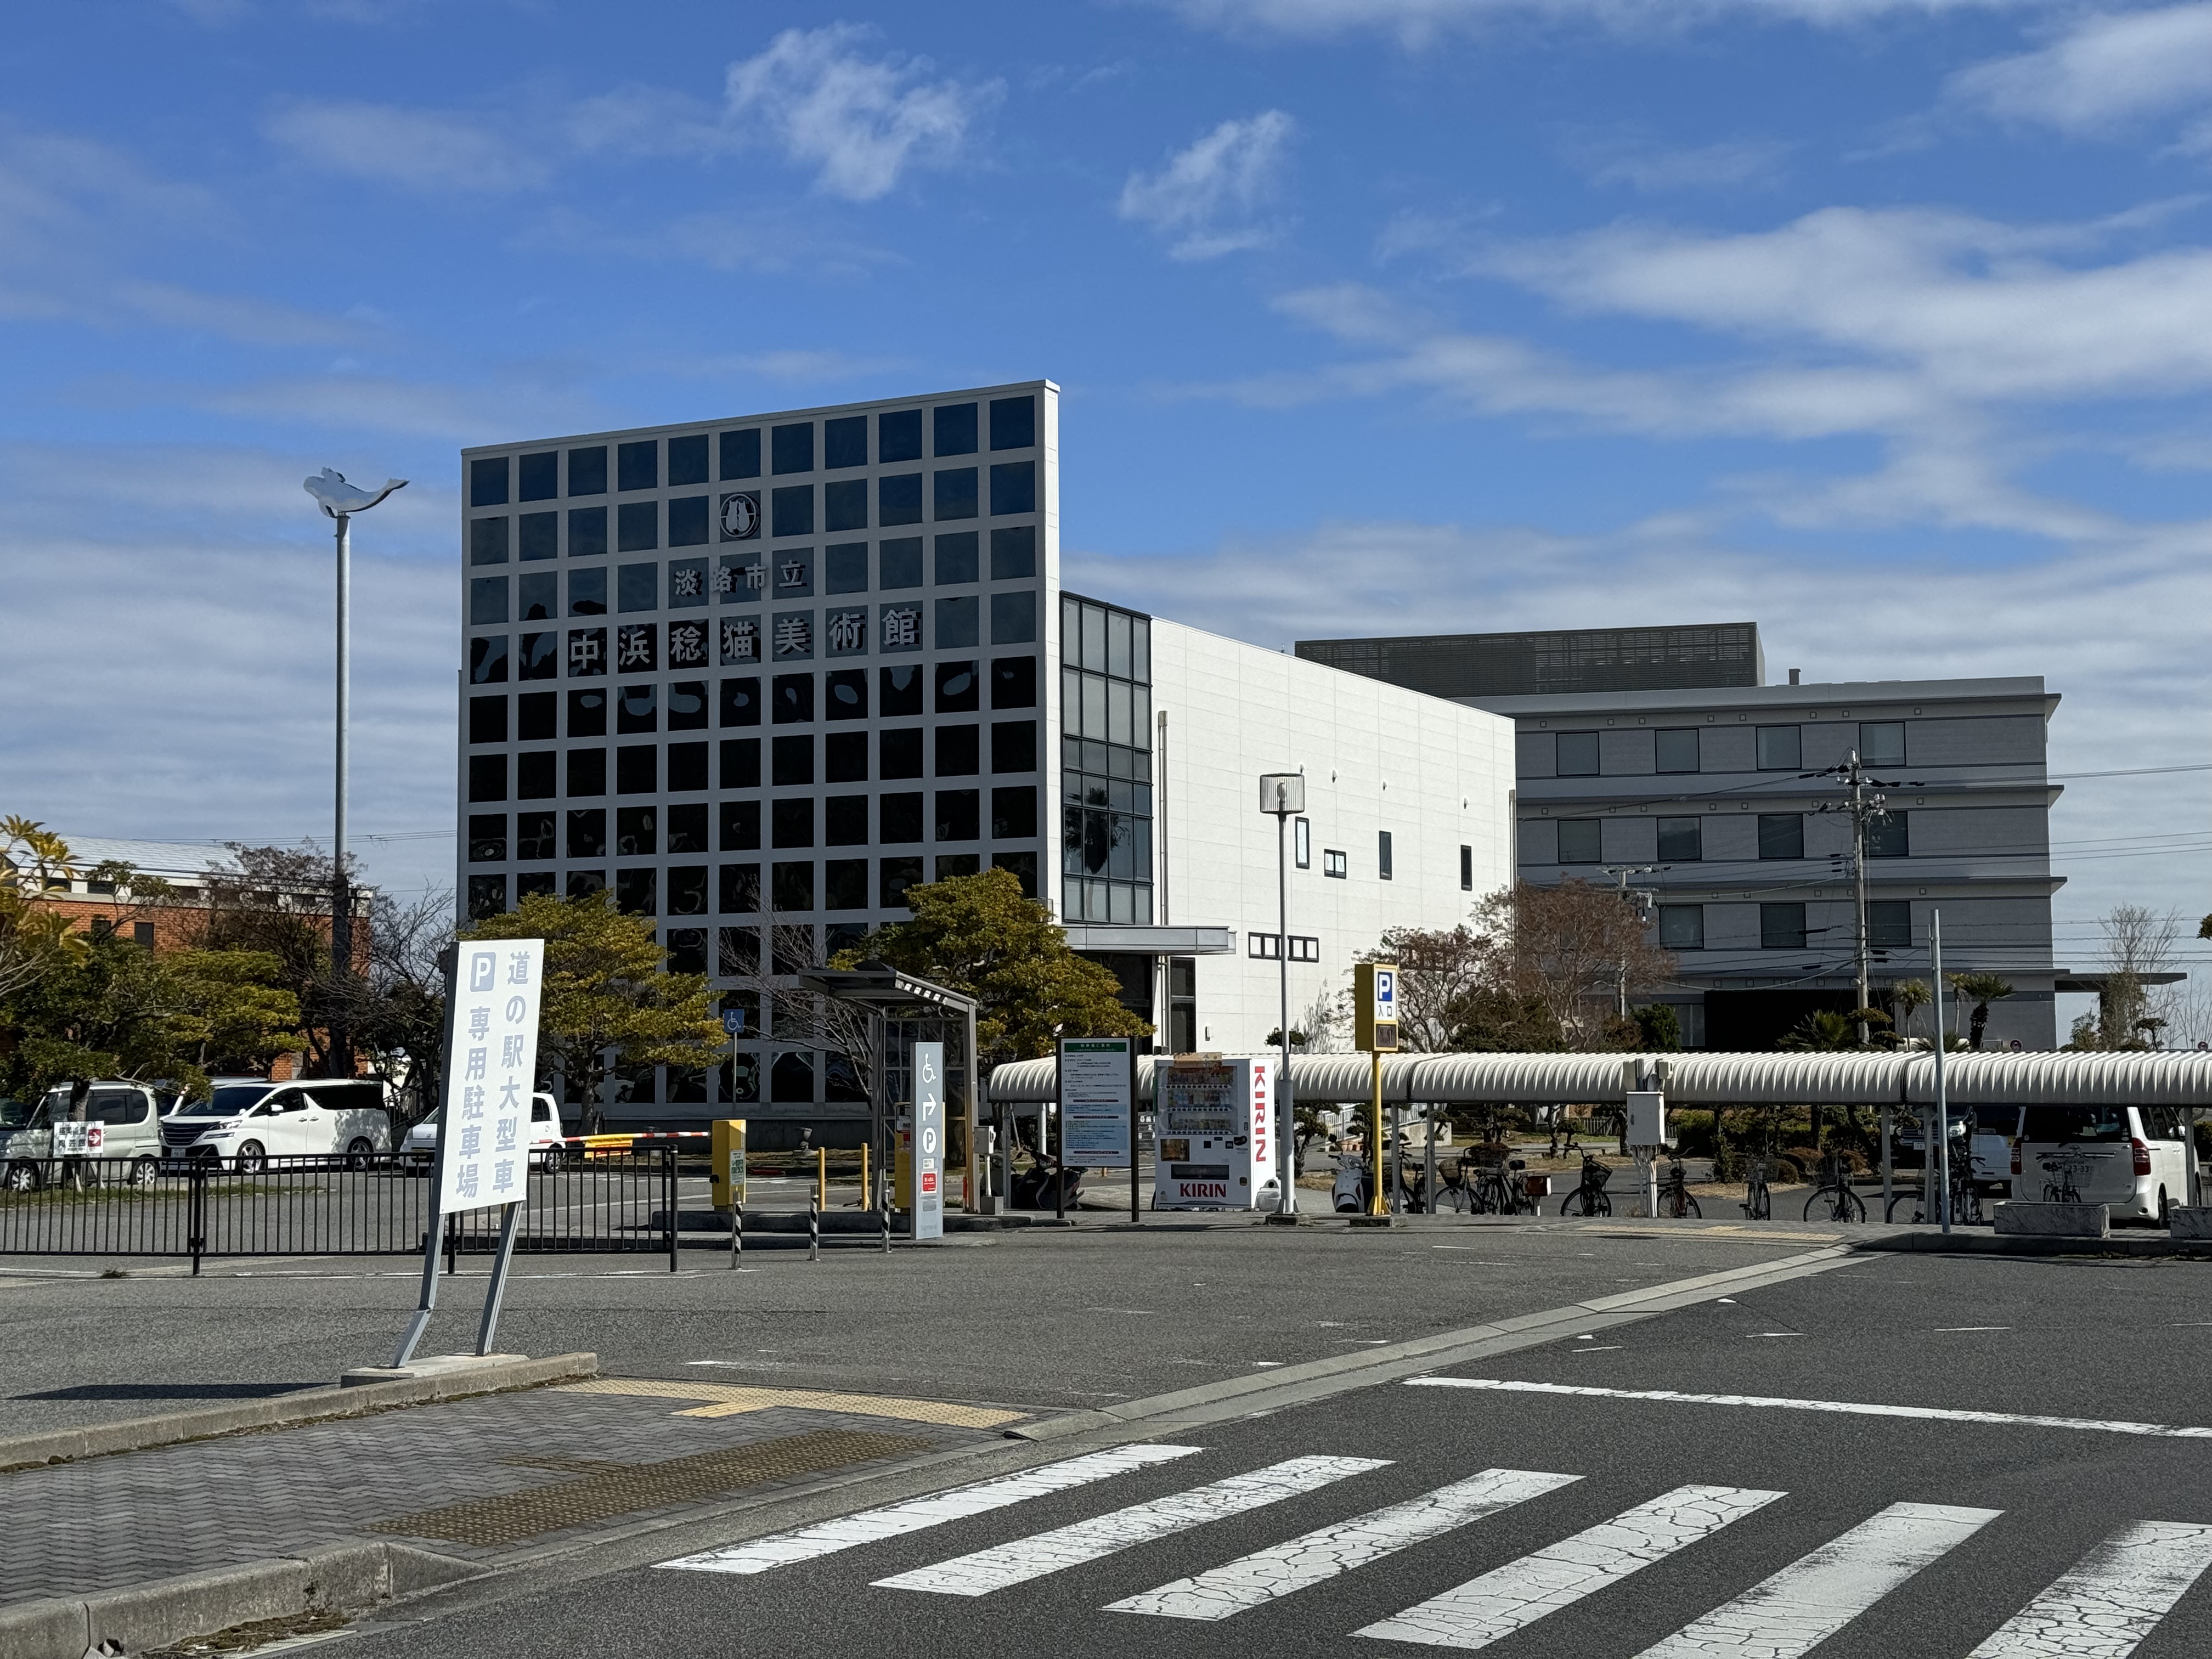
[439, 940, 544, 1215]
[912, 1041, 945, 1242]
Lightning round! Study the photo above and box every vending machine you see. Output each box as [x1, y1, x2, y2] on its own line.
[1154, 1055, 1278, 1211]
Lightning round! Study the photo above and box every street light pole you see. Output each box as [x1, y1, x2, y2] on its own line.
[1259, 774, 1305, 1217]
[1602, 864, 1658, 1023]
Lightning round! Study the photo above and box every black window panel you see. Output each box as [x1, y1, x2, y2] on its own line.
[466, 874, 507, 920]
[471, 576, 509, 625]
[825, 795, 869, 845]
[616, 745, 656, 793]
[825, 731, 868, 783]
[989, 461, 1035, 517]
[1659, 906, 1704, 950]
[720, 737, 761, 789]
[668, 741, 709, 792]
[1761, 902, 1808, 950]
[517, 571, 556, 620]
[771, 422, 815, 475]
[720, 676, 761, 727]
[567, 445, 607, 496]
[990, 525, 1035, 580]
[879, 474, 923, 527]
[935, 531, 978, 585]
[518, 631, 558, 680]
[666, 802, 708, 853]
[567, 870, 605, 899]
[991, 786, 1037, 840]
[567, 688, 607, 737]
[1656, 817, 1701, 861]
[881, 664, 924, 715]
[665, 926, 707, 972]
[469, 695, 507, 744]
[771, 673, 814, 724]
[772, 800, 815, 850]
[1379, 829, 1393, 881]
[518, 450, 558, 502]
[934, 402, 977, 456]
[516, 752, 556, 799]
[1459, 844, 1472, 891]
[881, 855, 924, 909]
[517, 811, 555, 861]
[720, 862, 761, 913]
[1867, 812, 1910, 857]
[880, 728, 924, 779]
[568, 512, 608, 563]
[989, 394, 1035, 451]
[772, 862, 815, 915]
[517, 692, 557, 741]
[617, 503, 657, 554]
[617, 682, 657, 733]
[618, 439, 657, 492]
[466, 755, 506, 803]
[567, 808, 606, 857]
[934, 467, 978, 522]
[516, 872, 555, 902]
[470, 636, 508, 685]
[991, 656, 1037, 709]
[825, 543, 868, 593]
[667, 865, 708, 916]
[936, 724, 980, 776]
[771, 485, 814, 538]
[935, 789, 980, 843]
[991, 720, 1037, 773]
[823, 668, 868, 719]
[990, 592, 1035, 645]
[823, 415, 867, 469]
[1757, 814, 1804, 860]
[617, 867, 656, 915]
[1655, 729, 1700, 774]
[470, 517, 509, 567]
[879, 792, 924, 843]
[991, 850, 1036, 898]
[1556, 732, 1600, 776]
[771, 735, 815, 786]
[1077, 806, 1107, 874]
[667, 680, 708, 730]
[720, 428, 760, 481]
[720, 800, 761, 851]
[824, 859, 867, 911]
[617, 805, 657, 856]
[518, 511, 558, 561]
[878, 408, 923, 463]
[823, 478, 867, 533]
[1557, 819, 1601, 864]
[471, 455, 510, 507]
[935, 660, 979, 712]
[1757, 725, 1802, 771]
[719, 932, 761, 984]
[468, 814, 506, 862]
[667, 432, 708, 487]
[668, 495, 709, 547]
[1869, 899, 1912, 950]
[568, 748, 606, 797]
[938, 854, 980, 879]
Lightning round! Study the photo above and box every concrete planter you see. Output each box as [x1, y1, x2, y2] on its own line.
[1993, 1200, 2109, 1238]
[2168, 1206, 2212, 1240]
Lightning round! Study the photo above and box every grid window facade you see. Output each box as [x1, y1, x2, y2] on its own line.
[1058, 591, 1153, 926]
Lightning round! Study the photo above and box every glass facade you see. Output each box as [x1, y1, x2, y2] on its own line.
[1058, 592, 1154, 926]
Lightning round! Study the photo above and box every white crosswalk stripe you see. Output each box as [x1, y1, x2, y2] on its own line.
[1107, 1467, 1583, 1622]
[1635, 1501, 2002, 1659]
[1967, 1520, 2212, 1658]
[1355, 1483, 1785, 1650]
[872, 1454, 1391, 1597]
[654, 1443, 1204, 1575]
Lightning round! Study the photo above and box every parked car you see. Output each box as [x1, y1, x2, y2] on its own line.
[2011, 1104, 2191, 1225]
[2, 1081, 188, 1192]
[401, 1094, 567, 1170]
[161, 1079, 396, 1172]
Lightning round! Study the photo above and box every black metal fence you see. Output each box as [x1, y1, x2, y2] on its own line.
[0, 1149, 689, 1273]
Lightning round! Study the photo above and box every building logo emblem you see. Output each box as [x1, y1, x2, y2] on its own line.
[719, 492, 760, 540]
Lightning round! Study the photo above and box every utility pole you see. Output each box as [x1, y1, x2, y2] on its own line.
[1602, 864, 1659, 1023]
[1822, 751, 1891, 1048]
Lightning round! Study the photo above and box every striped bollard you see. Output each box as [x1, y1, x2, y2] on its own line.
[730, 1201, 743, 1268]
[808, 1192, 820, 1262]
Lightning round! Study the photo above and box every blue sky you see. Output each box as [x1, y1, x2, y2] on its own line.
[3, 0, 2210, 1001]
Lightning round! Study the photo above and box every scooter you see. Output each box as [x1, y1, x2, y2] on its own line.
[1011, 1149, 1086, 1210]
[1333, 1153, 1370, 1213]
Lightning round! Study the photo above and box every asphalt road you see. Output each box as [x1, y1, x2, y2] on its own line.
[341, 1248, 2212, 1659]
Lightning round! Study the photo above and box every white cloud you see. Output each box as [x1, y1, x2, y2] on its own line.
[1149, 0, 2032, 48]
[1566, 133, 1793, 191]
[1948, 5, 2212, 133]
[1119, 110, 1295, 259]
[263, 100, 549, 193]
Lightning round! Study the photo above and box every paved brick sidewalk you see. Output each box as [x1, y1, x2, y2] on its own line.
[2, 1383, 1020, 1607]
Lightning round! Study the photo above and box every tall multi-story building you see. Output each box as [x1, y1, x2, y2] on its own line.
[458, 382, 1516, 1132]
[1300, 626, 2063, 1049]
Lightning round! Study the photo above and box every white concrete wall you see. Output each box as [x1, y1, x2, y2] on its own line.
[1149, 620, 1516, 1052]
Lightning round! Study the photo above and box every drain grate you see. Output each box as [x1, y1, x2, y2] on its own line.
[371, 1427, 929, 1548]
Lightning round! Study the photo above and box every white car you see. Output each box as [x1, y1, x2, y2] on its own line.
[402, 1094, 567, 1170]
[2011, 1104, 2192, 1225]
[162, 1079, 394, 1172]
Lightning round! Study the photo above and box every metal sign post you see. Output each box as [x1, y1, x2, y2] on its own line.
[1355, 963, 1398, 1216]
[913, 1042, 946, 1243]
[1060, 1037, 1137, 1222]
[392, 938, 545, 1367]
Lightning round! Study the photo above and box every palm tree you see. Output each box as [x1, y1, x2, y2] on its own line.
[1890, 979, 1932, 1043]
[1946, 973, 2015, 1050]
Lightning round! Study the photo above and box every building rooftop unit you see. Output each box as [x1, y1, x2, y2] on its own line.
[1295, 623, 1764, 701]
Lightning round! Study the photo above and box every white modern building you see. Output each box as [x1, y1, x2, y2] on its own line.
[456, 382, 1515, 1130]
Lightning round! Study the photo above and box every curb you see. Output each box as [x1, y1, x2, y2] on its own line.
[661, 1210, 1073, 1236]
[1854, 1232, 2212, 1259]
[0, 1352, 598, 1472]
[0, 1539, 482, 1659]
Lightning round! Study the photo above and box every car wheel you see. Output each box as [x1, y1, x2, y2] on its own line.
[2159, 1186, 2172, 1229]
[345, 1137, 374, 1171]
[3, 1162, 38, 1194]
[235, 1141, 267, 1176]
[130, 1157, 159, 1190]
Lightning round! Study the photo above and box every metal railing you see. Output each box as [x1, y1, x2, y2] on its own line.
[0, 1149, 688, 1273]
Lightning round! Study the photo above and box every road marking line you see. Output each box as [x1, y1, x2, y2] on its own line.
[1356, 1484, 1783, 1649]
[1106, 1468, 1581, 1622]
[1967, 1520, 2212, 1658]
[562, 1379, 1026, 1428]
[1407, 1378, 2212, 1440]
[874, 1455, 1389, 1597]
[655, 1444, 1203, 1574]
[1936, 1326, 2012, 1333]
[1635, 1501, 2001, 1658]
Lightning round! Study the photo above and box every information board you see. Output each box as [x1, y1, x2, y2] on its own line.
[1154, 1056, 1276, 1211]
[912, 1040, 946, 1241]
[438, 939, 545, 1215]
[1059, 1037, 1134, 1168]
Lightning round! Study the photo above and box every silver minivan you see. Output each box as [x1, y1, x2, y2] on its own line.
[2, 1082, 185, 1191]
[2011, 1104, 2192, 1225]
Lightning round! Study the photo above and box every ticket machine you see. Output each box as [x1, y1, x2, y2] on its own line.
[1154, 1055, 1279, 1211]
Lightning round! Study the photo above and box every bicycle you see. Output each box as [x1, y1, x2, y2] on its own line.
[1884, 1143, 1985, 1225]
[1657, 1154, 1701, 1220]
[1802, 1150, 1867, 1222]
[2040, 1150, 2091, 1205]
[1740, 1156, 1771, 1221]
[1557, 1153, 1613, 1217]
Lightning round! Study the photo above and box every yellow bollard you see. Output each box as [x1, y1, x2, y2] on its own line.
[860, 1143, 871, 1210]
[815, 1146, 827, 1210]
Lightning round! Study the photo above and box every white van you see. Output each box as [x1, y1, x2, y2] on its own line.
[400, 1094, 566, 1170]
[2011, 1105, 2191, 1225]
[162, 1079, 395, 1172]
[2, 1082, 188, 1190]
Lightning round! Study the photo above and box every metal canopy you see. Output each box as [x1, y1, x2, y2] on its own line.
[792, 962, 978, 1015]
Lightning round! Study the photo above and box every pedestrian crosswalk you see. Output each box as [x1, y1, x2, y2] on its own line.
[657, 1447, 2212, 1656]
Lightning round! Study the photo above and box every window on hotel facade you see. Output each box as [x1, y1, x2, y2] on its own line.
[1757, 725, 1802, 770]
[1556, 732, 1600, 776]
[1655, 729, 1700, 773]
[1658, 906, 1704, 950]
[1296, 817, 1311, 870]
[1059, 593, 1153, 926]
[1859, 721, 1908, 766]
[1323, 849, 1347, 879]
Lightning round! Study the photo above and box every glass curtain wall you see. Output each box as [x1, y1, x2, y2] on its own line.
[1059, 594, 1154, 924]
